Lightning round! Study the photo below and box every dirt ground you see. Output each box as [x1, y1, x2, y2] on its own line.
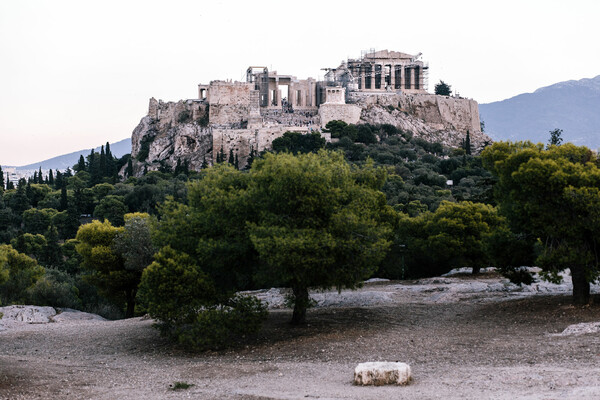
[1, 271, 600, 400]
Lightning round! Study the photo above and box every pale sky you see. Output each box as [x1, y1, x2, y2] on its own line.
[1, 0, 599, 166]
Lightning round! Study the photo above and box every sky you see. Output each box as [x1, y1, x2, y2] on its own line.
[1, 0, 599, 166]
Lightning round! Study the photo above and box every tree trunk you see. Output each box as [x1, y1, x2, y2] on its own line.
[571, 267, 590, 305]
[291, 285, 309, 325]
[471, 266, 481, 275]
[125, 289, 136, 318]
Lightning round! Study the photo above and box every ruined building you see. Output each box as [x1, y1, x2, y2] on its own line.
[129, 50, 488, 175]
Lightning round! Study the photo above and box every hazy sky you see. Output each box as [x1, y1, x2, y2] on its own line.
[1, 0, 599, 166]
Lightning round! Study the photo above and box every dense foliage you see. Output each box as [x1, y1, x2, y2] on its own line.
[2, 123, 597, 350]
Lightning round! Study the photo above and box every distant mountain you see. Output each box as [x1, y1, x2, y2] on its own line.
[14, 138, 131, 171]
[479, 75, 600, 149]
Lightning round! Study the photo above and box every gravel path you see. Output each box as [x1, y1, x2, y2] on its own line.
[1, 271, 600, 399]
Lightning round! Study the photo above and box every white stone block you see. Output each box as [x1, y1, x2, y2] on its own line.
[354, 361, 412, 386]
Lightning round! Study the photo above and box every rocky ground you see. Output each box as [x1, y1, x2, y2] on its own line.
[1, 270, 600, 400]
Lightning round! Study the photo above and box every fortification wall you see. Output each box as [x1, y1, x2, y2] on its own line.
[208, 82, 254, 126]
[319, 103, 362, 128]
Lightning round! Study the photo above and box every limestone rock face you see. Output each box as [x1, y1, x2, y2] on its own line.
[129, 98, 211, 177]
[352, 93, 491, 151]
[354, 361, 412, 386]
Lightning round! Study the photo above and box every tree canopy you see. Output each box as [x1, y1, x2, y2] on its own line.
[482, 141, 600, 304]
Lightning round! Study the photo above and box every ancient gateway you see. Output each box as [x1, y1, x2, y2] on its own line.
[131, 50, 484, 174]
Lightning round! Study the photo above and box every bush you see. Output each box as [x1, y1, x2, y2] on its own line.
[174, 296, 267, 351]
[27, 268, 82, 309]
[139, 246, 268, 350]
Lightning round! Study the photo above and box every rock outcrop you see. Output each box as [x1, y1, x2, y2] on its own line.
[351, 92, 491, 150]
[128, 98, 212, 176]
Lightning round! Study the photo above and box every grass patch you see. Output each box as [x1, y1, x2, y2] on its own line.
[170, 381, 194, 391]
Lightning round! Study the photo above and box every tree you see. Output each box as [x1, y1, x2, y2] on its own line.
[0, 244, 44, 304]
[93, 195, 128, 226]
[548, 128, 563, 147]
[464, 130, 472, 155]
[271, 131, 326, 154]
[482, 141, 600, 304]
[126, 158, 134, 178]
[247, 152, 393, 324]
[0, 165, 4, 191]
[434, 80, 452, 96]
[113, 213, 156, 275]
[75, 220, 139, 317]
[324, 120, 348, 138]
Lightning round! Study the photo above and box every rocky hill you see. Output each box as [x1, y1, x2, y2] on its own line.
[479, 75, 600, 148]
[128, 92, 489, 176]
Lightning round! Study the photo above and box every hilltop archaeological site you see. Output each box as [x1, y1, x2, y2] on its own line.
[128, 50, 490, 175]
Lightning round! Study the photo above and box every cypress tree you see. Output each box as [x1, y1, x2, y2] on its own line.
[228, 148, 235, 165]
[100, 145, 107, 178]
[0, 165, 4, 190]
[183, 159, 189, 175]
[48, 169, 54, 185]
[54, 170, 63, 190]
[175, 158, 182, 175]
[6, 172, 14, 190]
[77, 155, 86, 172]
[245, 146, 256, 170]
[464, 130, 472, 155]
[33, 171, 38, 184]
[126, 158, 134, 178]
[201, 157, 208, 169]
[38, 166, 43, 183]
[234, 153, 239, 170]
[218, 147, 226, 164]
[60, 183, 68, 211]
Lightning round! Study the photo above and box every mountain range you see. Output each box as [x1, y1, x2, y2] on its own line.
[10, 138, 131, 171]
[479, 75, 600, 149]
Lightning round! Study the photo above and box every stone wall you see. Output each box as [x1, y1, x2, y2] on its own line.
[319, 103, 362, 128]
[208, 81, 254, 126]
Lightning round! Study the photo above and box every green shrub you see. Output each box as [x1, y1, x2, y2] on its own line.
[139, 246, 268, 350]
[174, 295, 268, 351]
[27, 268, 82, 309]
